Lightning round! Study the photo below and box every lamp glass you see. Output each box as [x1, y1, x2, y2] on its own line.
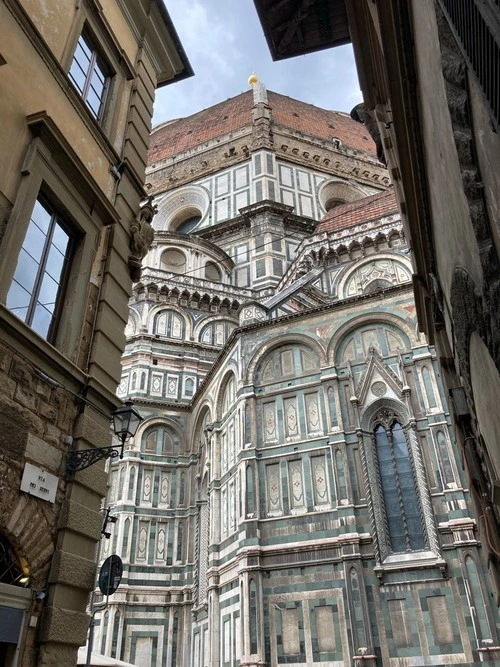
[112, 399, 143, 441]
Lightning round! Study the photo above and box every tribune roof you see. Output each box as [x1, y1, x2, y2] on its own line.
[148, 90, 376, 163]
[316, 188, 398, 234]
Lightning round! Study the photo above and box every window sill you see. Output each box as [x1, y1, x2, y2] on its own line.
[375, 550, 447, 576]
[0, 304, 86, 385]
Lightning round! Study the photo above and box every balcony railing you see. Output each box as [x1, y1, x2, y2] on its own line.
[438, 0, 500, 131]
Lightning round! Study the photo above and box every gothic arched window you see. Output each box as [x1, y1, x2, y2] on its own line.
[374, 419, 426, 553]
[154, 310, 184, 339]
[221, 374, 236, 417]
[142, 425, 181, 455]
[200, 320, 236, 347]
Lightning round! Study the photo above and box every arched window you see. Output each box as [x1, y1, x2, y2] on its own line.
[200, 320, 236, 347]
[142, 425, 181, 455]
[221, 375, 236, 416]
[421, 365, 437, 409]
[161, 248, 186, 274]
[249, 578, 258, 655]
[101, 610, 109, 654]
[255, 343, 320, 386]
[374, 419, 426, 553]
[177, 214, 201, 234]
[205, 261, 221, 282]
[111, 611, 121, 658]
[184, 377, 195, 397]
[324, 197, 346, 211]
[154, 310, 184, 338]
[176, 523, 184, 561]
[123, 518, 130, 556]
[128, 467, 136, 500]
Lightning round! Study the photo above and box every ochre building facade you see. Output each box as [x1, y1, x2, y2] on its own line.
[0, 1, 191, 665]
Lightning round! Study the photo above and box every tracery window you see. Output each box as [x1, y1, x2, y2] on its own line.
[142, 425, 181, 455]
[255, 343, 320, 387]
[154, 310, 184, 338]
[373, 413, 426, 553]
[200, 320, 236, 347]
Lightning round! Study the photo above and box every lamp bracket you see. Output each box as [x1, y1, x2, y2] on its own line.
[66, 445, 123, 473]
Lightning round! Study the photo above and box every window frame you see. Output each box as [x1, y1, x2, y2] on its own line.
[68, 29, 111, 121]
[0, 115, 118, 364]
[360, 404, 442, 571]
[62, 6, 135, 135]
[6, 196, 76, 342]
[373, 419, 427, 553]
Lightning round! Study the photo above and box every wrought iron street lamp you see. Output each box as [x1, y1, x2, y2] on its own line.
[66, 399, 143, 473]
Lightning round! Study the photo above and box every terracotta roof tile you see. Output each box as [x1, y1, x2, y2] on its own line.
[267, 91, 374, 154]
[316, 188, 398, 234]
[148, 89, 376, 163]
[148, 91, 254, 163]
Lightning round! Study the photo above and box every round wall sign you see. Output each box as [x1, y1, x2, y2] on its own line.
[98, 555, 123, 596]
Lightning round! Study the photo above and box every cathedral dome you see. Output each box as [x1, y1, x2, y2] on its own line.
[148, 89, 377, 164]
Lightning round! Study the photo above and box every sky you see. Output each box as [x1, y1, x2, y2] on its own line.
[153, 0, 362, 127]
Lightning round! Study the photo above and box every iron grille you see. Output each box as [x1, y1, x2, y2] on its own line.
[438, 0, 500, 131]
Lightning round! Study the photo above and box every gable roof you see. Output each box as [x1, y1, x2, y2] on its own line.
[148, 90, 376, 163]
[316, 188, 398, 234]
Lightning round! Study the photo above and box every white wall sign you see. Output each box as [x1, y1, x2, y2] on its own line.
[20, 463, 58, 503]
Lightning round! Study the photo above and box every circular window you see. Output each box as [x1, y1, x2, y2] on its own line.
[177, 215, 202, 234]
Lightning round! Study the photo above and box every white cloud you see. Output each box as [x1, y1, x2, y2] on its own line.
[153, 1, 362, 124]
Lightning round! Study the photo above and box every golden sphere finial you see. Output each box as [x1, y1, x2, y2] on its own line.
[248, 72, 259, 86]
